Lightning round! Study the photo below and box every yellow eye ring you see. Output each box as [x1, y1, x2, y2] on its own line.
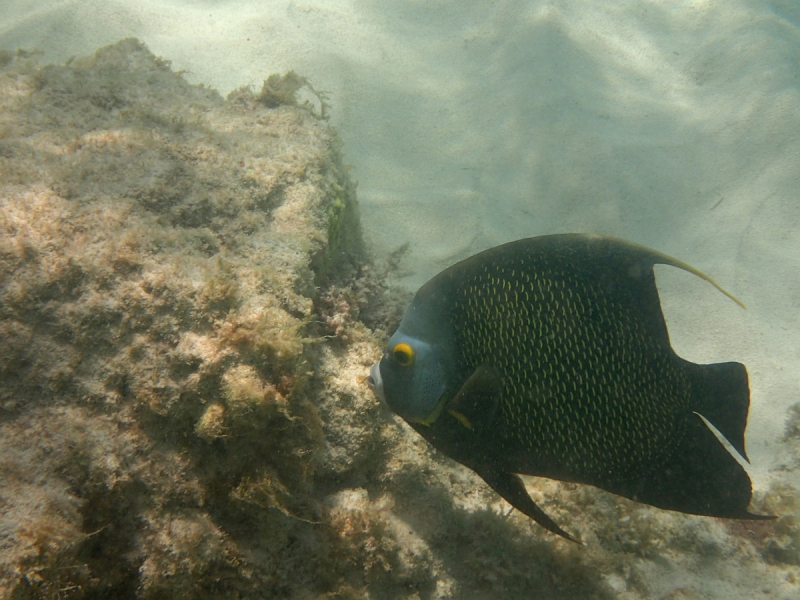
[392, 342, 415, 366]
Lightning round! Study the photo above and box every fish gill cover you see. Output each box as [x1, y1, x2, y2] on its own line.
[0, 39, 799, 600]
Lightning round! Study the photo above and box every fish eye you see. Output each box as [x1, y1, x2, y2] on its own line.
[392, 342, 415, 366]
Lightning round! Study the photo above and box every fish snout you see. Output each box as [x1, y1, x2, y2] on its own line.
[366, 362, 386, 405]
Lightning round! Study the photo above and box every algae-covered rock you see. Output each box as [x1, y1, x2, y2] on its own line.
[0, 38, 377, 599]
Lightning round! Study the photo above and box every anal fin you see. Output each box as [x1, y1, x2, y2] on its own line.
[478, 469, 580, 543]
[614, 411, 773, 520]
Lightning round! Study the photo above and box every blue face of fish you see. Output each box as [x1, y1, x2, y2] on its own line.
[367, 297, 457, 424]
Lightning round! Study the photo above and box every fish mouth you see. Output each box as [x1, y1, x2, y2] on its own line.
[366, 362, 386, 405]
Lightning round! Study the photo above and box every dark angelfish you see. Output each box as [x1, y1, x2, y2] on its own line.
[367, 234, 773, 542]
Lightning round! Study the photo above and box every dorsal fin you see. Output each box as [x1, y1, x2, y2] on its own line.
[588, 234, 746, 309]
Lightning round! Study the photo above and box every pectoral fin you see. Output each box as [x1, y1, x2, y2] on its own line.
[446, 365, 503, 432]
[478, 469, 580, 543]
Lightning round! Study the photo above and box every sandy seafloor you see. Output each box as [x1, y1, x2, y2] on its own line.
[1, 0, 799, 598]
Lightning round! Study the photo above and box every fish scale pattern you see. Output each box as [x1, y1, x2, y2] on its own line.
[450, 258, 692, 482]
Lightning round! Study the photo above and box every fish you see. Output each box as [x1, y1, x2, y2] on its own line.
[367, 233, 773, 542]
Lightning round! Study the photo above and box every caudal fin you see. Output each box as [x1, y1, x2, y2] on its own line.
[615, 361, 772, 520]
[691, 361, 751, 462]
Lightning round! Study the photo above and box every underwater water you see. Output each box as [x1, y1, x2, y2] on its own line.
[1, 1, 799, 599]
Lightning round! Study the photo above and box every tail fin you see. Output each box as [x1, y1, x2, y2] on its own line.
[614, 361, 772, 520]
[691, 361, 751, 462]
